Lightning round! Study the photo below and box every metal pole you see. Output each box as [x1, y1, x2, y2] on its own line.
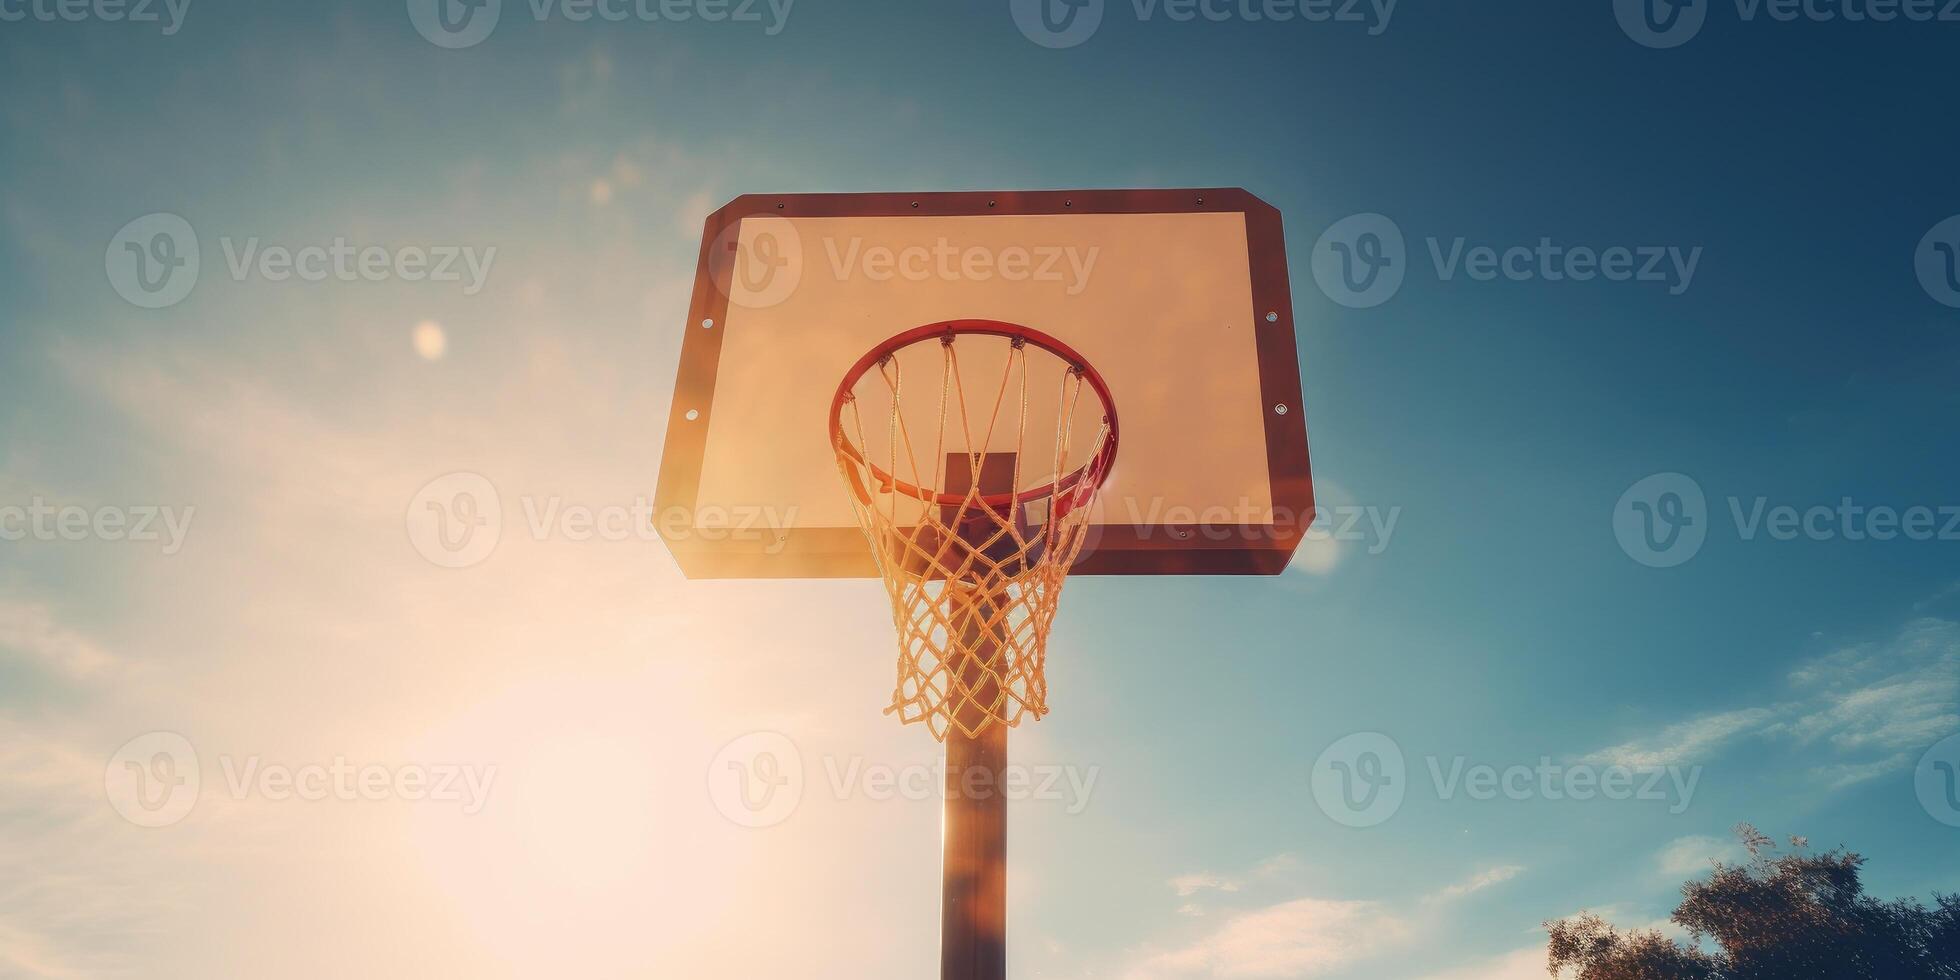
[942, 708, 1007, 980]
[940, 453, 1013, 980]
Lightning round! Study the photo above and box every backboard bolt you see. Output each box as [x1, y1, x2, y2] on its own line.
[1265, 311, 1279, 323]
[685, 409, 700, 421]
[1274, 404, 1288, 415]
[702, 318, 715, 329]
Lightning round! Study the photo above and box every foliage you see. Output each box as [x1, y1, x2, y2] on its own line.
[1544, 824, 1960, 980]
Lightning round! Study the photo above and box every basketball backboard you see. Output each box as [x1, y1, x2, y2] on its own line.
[655, 188, 1312, 578]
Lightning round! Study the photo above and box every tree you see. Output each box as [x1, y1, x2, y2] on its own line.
[1545, 824, 1960, 980]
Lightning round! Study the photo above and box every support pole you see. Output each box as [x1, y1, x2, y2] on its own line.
[941, 453, 1014, 980]
[942, 705, 1007, 980]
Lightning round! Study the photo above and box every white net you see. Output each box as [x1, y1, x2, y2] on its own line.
[831, 327, 1116, 741]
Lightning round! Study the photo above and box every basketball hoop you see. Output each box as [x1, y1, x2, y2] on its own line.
[668, 191, 1311, 979]
[829, 319, 1119, 741]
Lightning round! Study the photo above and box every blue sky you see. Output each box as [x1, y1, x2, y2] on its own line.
[3, 2, 1958, 978]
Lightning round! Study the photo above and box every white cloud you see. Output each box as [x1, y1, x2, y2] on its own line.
[673, 188, 718, 240]
[1912, 580, 1960, 612]
[0, 919, 90, 980]
[1774, 619, 1960, 753]
[1172, 872, 1244, 898]
[0, 721, 200, 980]
[1251, 853, 1301, 878]
[1424, 865, 1524, 904]
[1640, 916, 1695, 945]
[1655, 835, 1742, 878]
[1811, 752, 1915, 790]
[0, 600, 115, 680]
[1584, 708, 1776, 769]
[1580, 617, 1959, 785]
[1134, 857, 1527, 977]
[1131, 898, 1409, 979]
[1410, 945, 1546, 980]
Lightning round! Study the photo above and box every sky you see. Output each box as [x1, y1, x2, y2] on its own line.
[3, 1, 1960, 978]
